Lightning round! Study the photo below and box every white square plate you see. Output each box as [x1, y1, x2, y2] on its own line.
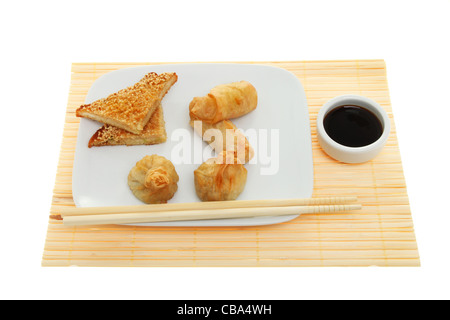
[72, 64, 313, 226]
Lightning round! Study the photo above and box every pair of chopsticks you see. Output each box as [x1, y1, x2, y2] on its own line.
[59, 196, 361, 226]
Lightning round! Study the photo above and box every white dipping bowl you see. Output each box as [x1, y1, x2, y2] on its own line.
[316, 94, 390, 163]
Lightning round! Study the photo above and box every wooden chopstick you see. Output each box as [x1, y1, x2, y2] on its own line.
[62, 203, 362, 226]
[56, 196, 358, 217]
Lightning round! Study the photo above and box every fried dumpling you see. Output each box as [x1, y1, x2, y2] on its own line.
[189, 81, 257, 124]
[128, 155, 179, 204]
[193, 152, 247, 201]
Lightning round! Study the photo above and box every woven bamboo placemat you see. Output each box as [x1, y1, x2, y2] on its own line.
[42, 60, 419, 267]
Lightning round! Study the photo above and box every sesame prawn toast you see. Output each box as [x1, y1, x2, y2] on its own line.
[88, 104, 167, 147]
[76, 72, 177, 134]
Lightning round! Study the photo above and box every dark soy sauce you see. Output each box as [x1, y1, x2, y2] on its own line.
[323, 105, 383, 147]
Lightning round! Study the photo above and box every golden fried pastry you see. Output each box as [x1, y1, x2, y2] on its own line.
[193, 152, 247, 201]
[128, 155, 179, 204]
[88, 104, 167, 147]
[77, 72, 177, 134]
[190, 118, 254, 163]
[189, 81, 257, 124]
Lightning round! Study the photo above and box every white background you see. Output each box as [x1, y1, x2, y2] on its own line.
[1, 0, 449, 300]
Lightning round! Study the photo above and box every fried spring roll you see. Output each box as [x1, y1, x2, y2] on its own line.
[190, 119, 254, 164]
[189, 81, 257, 124]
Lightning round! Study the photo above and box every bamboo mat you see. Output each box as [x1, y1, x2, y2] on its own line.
[42, 60, 420, 267]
